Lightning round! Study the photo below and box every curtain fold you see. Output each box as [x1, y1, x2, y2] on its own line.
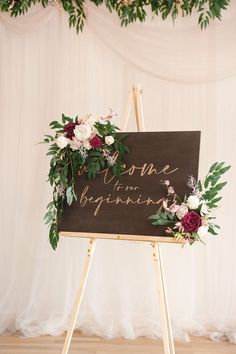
[0, 3, 235, 343]
[1, 2, 236, 82]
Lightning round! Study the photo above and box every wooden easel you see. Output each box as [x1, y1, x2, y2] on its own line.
[60, 85, 181, 354]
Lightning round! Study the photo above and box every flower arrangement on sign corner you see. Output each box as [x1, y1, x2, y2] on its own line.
[149, 162, 231, 245]
[42, 112, 231, 250]
[41, 111, 129, 250]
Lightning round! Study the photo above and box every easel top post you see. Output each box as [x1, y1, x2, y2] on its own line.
[122, 84, 145, 133]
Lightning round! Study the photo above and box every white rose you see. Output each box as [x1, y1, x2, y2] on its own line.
[200, 202, 209, 216]
[197, 225, 208, 238]
[74, 124, 92, 141]
[69, 137, 81, 151]
[176, 203, 188, 220]
[187, 195, 200, 210]
[105, 136, 114, 146]
[56, 135, 68, 149]
[82, 139, 92, 150]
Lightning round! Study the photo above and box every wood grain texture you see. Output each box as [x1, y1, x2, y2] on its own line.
[0, 333, 235, 354]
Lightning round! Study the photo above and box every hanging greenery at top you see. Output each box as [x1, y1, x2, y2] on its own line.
[0, 0, 230, 32]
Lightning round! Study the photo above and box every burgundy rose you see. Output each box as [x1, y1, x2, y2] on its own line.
[90, 135, 103, 149]
[181, 211, 202, 233]
[64, 122, 78, 139]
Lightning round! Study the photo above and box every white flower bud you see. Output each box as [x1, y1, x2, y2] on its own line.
[56, 135, 68, 149]
[200, 202, 209, 216]
[187, 195, 200, 210]
[197, 225, 208, 238]
[105, 136, 114, 146]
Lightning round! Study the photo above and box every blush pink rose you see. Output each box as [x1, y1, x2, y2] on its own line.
[176, 203, 188, 220]
[69, 137, 81, 151]
[169, 203, 179, 214]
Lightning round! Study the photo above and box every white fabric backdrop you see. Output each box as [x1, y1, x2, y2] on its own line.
[0, 2, 236, 343]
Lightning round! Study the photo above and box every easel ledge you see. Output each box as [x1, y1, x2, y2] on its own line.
[60, 231, 182, 244]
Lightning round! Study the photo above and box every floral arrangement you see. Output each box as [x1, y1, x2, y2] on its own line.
[149, 162, 231, 245]
[42, 111, 129, 250]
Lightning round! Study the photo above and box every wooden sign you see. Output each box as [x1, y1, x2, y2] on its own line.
[59, 131, 200, 237]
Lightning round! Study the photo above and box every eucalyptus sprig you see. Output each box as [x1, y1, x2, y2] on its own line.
[42, 113, 129, 250]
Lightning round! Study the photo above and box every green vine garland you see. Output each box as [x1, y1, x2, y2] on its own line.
[0, 0, 230, 32]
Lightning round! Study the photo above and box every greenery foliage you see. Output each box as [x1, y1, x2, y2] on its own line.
[149, 162, 231, 245]
[42, 114, 129, 250]
[0, 0, 230, 32]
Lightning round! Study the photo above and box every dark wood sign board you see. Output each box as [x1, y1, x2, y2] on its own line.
[59, 132, 200, 237]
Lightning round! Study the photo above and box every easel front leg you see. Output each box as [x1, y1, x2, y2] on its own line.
[152, 242, 175, 354]
[62, 238, 96, 354]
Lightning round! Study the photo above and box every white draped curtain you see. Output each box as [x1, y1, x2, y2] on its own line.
[0, 2, 236, 343]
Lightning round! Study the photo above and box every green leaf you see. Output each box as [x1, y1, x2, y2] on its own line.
[49, 120, 58, 127]
[149, 213, 162, 220]
[215, 161, 225, 171]
[211, 175, 221, 186]
[204, 176, 211, 189]
[45, 134, 54, 140]
[49, 223, 59, 250]
[117, 133, 128, 141]
[215, 181, 227, 190]
[208, 226, 218, 236]
[123, 145, 130, 153]
[198, 180, 202, 192]
[211, 197, 222, 204]
[209, 162, 218, 173]
[62, 114, 66, 124]
[46, 201, 54, 208]
[99, 158, 105, 168]
[152, 219, 170, 226]
[89, 151, 101, 157]
[66, 186, 73, 206]
[219, 165, 231, 174]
